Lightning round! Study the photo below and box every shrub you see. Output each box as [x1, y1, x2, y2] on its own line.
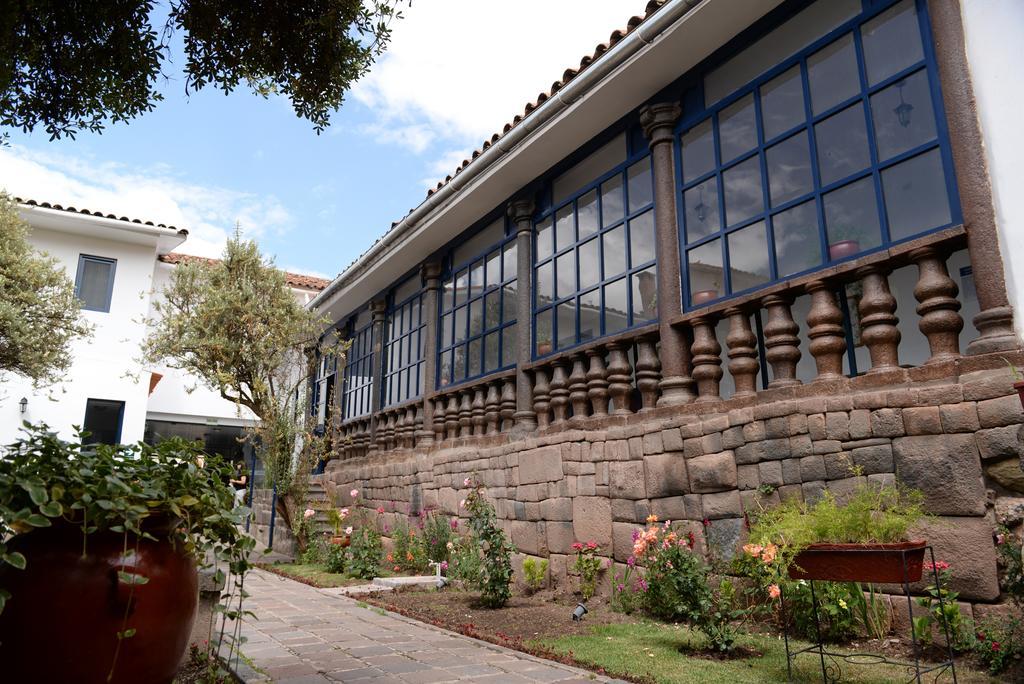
[324, 542, 346, 574]
[610, 557, 644, 615]
[785, 580, 859, 643]
[913, 561, 970, 650]
[300, 536, 328, 566]
[572, 541, 604, 601]
[347, 527, 382, 580]
[968, 616, 1023, 675]
[996, 527, 1024, 607]
[463, 479, 514, 608]
[448, 534, 483, 588]
[390, 516, 428, 573]
[523, 557, 548, 594]
[421, 510, 455, 565]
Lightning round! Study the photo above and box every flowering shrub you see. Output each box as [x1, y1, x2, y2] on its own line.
[447, 535, 483, 588]
[463, 479, 514, 608]
[324, 541, 347, 573]
[391, 516, 429, 573]
[421, 509, 455, 566]
[572, 541, 604, 600]
[996, 526, 1024, 607]
[968, 616, 1022, 675]
[913, 560, 969, 650]
[610, 555, 645, 615]
[347, 526, 382, 579]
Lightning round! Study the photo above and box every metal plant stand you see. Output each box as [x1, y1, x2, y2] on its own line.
[781, 545, 957, 683]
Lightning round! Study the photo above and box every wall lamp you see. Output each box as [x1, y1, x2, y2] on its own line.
[19, 397, 28, 414]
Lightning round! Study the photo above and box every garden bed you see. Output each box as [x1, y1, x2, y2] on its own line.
[362, 586, 1001, 683]
[256, 562, 380, 588]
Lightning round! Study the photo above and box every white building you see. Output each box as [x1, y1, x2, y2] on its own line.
[0, 199, 328, 460]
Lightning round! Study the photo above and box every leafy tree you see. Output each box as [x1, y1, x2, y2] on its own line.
[141, 234, 341, 524]
[0, 0, 407, 139]
[0, 193, 93, 389]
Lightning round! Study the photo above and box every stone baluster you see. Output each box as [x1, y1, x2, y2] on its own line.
[500, 379, 516, 432]
[910, 247, 963, 364]
[432, 397, 446, 443]
[444, 394, 459, 441]
[533, 366, 552, 428]
[606, 342, 633, 415]
[387, 411, 399, 449]
[471, 387, 486, 436]
[690, 317, 722, 401]
[458, 390, 473, 438]
[549, 360, 570, 424]
[635, 336, 661, 411]
[407, 406, 418, 447]
[857, 267, 901, 373]
[762, 295, 802, 387]
[805, 283, 847, 380]
[586, 347, 610, 417]
[725, 307, 759, 397]
[484, 382, 501, 435]
[568, 353, 590, 419]
[413, 406, 424, 448]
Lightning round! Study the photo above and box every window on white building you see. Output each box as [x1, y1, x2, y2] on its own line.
[75, 255, 117, 312]
[83, 398, 124, 445]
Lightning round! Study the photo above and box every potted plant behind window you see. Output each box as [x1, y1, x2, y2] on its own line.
[0, 425, 253, 684]
[746, 481, 927, 585]
[828, 224, 868, 261]
[536, 316, 553, 356]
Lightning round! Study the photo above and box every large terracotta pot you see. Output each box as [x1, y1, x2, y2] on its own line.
[788, 540, 927, 584]
[0, 520, 198, 684]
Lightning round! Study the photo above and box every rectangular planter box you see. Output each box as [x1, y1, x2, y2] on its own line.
[788, 541, 927, 584]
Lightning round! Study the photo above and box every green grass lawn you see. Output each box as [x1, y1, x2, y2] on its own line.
[534, 622, 995, 684]
[258, 562, 373, 588]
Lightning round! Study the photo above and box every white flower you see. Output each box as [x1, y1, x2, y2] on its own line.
[303, 508, 315, 519]
[196, 456, 205, 469]
[446, 541, 454, 550]
[350, 489, 359, 498]
[340, 508, 349, 518]
[344, 526, 353, 535]
[459, 499, 466, 508]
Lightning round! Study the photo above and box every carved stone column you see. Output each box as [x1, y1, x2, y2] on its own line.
[606, 342, 633, 415]
[484, 381, 501, 434]
[910, 246, 963, 364]
[690, 317, 722, 401]
[762, 295, 802, 387]
[724, 307, 758, 397]
[928, 0, 1017, 354]
[549, 360, 570, 424]
[509, 198, 538, 431]
[640, 102, 696, 406]
[568, 353, 590, 418]
[367, 299, 387, 453]
[635, 336, 662, 411]
[533, 366, 551, 428]
[418, 261, 442, 446]
[806, 282, 846, 380]
[857, 267, 901, 373]
[586, 347, 610, 417]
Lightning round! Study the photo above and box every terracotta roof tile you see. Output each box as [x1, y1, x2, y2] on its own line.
[157, 253, 331, 291]
[15, 197, 186, 233]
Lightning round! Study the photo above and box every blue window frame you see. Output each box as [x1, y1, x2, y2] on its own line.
[677, 0, 960, 310]
[83, 398, 124, 445]
[341, 311, 374, 420]
[533, 139, 657, 358]
[383, 278, 426, 407]
[75, 254, 117, 312]
[311, 347, 338, 426]
[437, 216, 517, 388]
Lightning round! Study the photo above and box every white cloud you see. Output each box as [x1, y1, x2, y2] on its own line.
[353, 0, 649, 153]
[0, 145, 294, 259]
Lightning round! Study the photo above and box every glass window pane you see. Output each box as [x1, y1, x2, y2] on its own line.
[556, 301, 576, 350]
[470, 261, 484, 290]
[579, 293, 599, 343]
[556, 251, 576, 299]
[503, 282, 518, 323]
[761, 65, 805, 140]
[486, 250, 501, 288]
[502, 242, 517, 282]
[536, 309, 553, 356]
[556, 205, 575, 252]
[688, 239, 724, 306]
[454, 305, 468, 343]
[628, 159, 654, 213]
[454, 345, 467, 380]
[578, 238, 600, 290]
[536, 262, 553, 305]
[719, 94, 757, 162]
[580, 286, 600, 312]
[766, 131, 813, 206]
[484, 290, 500, 329]
[468, 338, 482, 377]
[484, 332, 501, 372]
[604, 278, 629, 334]
[722, 155, 764, 226]
[682, 119, 715, 183]
[629, 210, 656, 267]
[578, 189, 599, 238]
[536, 218, 553, 261]
[815, 103, 870, 186]
[631, 267, 658, 323]
[501, 324, 516, 367]
[728, 221, 770, 291]
[823, 177, 883, 257]
[808, 33, 859, 115]
[773, 200, 822, 277]
[603, 225, 627, 278]
[454, 269, 468, 305]
[77, 258, 114, 312]
[684, 177, 721, 242]
[442, 277, 455, 311]
[882, 148, 951, 241]
[469, 298, 483, 336]
[862, 0, 924, 86]
[601, 175, 625, 227]
[871, 70, 936, 161]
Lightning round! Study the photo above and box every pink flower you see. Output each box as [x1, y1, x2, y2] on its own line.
[571, 542, 584, 552]
[303, 508, 315, 519]
[440, 561, 449, 572]
[631, 529, 641, 542]
[344, 526, 353, 535]
[996, 534, 1006, 545]
[350, 489, 359, 498]
[376, 507, 385, 514]
[924, 560, 951, 572]
[463, 477, 472, 486]
[617, 583, 625, 592]
[340, 508, 349, 517]
[627, 556, 636, 568]
[459, 499, 466, 508]
[768, 584, 781, 599]
[450, 518, 459, 531]
[586, 541, 598, 550]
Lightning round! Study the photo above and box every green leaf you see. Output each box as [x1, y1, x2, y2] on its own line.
[117, 628, 137, 639]
[117, 571, 149, 586]
[39, 500, 62, 517]
[21, 481, 47, 506]
[96, 499, 113, 510]
[25, 514, 51, 527]
[4, 552, 27, 570]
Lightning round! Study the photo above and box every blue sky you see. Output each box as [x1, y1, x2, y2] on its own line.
[0, 1, 643, 279]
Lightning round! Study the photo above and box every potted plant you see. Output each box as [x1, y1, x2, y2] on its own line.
[827, 224, 868, 261]
[327, 506, 352, 546]
[1004, 358, 1024, 410]
[536, 317, 553, 356]
[0, 425, 253, 684]
[745, 482, 927, 585]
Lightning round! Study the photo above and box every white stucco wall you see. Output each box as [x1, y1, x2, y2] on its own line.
[961, 0, 1024, 340]
[0, 226, 159, 444]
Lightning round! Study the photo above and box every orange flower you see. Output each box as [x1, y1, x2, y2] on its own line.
[646, 514, 659, 524]
[768, 584, 781, 599]
[760, 543, 778, 564]
[742, 543, 763, 558]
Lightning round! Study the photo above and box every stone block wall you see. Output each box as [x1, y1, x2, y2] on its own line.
[325, 368, 1024, 605]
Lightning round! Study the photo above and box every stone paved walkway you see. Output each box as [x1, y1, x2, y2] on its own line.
[229, 569, 614, 683]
